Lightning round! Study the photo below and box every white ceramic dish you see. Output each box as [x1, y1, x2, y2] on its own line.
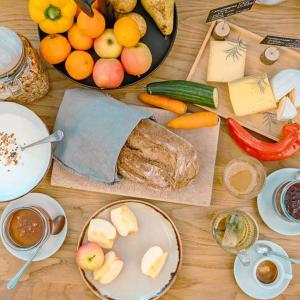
[0, 102, 51, 202]
[0, 193, 67, 261]
[257, 168, 300, 235]
[234, 240, 292, 299]
[78, 199, 182, 300]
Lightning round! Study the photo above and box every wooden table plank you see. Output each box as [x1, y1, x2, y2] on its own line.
[0, 1, 300, 299]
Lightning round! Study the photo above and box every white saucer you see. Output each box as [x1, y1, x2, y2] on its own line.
[257, 168, 300, 236]
[234, 240, 292, 300]
[0, 102, 51, 202]
[0, 193, 67, 261]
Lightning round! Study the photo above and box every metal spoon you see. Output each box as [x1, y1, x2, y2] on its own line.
[7, 215, 66, 290]
[255, 243, 300, 265]
[20, 130, 64, 151]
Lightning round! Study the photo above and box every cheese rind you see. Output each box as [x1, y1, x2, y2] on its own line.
[277, 96, 297, 121]
[228, 73, 277, 117]
[207, 40, 246, 83]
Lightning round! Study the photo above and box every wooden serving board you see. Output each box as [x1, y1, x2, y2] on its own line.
[51, 106, 220, 207]
[187, 21, 300, 141]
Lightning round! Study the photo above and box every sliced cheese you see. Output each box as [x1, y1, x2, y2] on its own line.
[228, 73, 277, 117]
[277, 96, 297, 121]
[271, 68, 300, 103]
[207, 40, 246, 83]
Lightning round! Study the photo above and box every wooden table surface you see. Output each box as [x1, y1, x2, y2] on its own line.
[1, 1, 300, 299]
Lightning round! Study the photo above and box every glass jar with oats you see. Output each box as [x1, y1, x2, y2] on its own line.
[0, 27, 49, 103]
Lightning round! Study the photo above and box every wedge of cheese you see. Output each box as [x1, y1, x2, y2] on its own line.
[228, 73, 277, 117]
[271, 69, 300, 108]
[207, 40, 247, 83]
[277, 96, 297, 121]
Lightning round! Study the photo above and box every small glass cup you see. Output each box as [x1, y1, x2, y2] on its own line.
[223, 156, 266, 200]
[211, 209, 259, 265]
[1, 206, 52, 251]
[273, 179, 300, 223]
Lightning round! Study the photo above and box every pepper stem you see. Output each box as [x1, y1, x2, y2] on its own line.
[45, 5, 61, 20]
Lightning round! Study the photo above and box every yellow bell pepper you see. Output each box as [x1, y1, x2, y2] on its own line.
[28, 0, 77, 34]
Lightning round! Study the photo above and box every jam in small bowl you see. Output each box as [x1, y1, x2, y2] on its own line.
[273, 180, 300, 223]
[1, 206, 52, 251]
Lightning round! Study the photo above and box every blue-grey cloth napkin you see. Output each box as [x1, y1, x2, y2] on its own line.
[54, 88, 152, 183]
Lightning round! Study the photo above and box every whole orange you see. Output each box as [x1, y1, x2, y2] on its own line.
[65, 51, 94, 80]
[114, 16, 141, 47]
[40, 34, 71, 64]
[75, 0, 106, 17]
[68, 23, 93, 50]
[77, 8, 106, 38]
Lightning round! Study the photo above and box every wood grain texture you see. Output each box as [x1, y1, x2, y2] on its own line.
[0, 1, 300, 299]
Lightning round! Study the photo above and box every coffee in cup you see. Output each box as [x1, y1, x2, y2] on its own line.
[253, 257, 292, 289]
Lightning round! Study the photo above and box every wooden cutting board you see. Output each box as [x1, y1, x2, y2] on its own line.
[187, 21, 300, 141]
[51, 106, 220, 207]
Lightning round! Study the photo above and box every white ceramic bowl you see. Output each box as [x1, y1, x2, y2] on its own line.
[0, 102, 51, 202]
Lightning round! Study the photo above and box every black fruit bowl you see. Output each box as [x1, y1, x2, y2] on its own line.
[38, 2, 178, 90]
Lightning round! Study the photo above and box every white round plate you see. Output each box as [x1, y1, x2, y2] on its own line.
[78, 200, 182, 300]
[256, 0, 286, 5]
[0, 102, 51, 202]
[0, 193, 67, 261]
[257, 168, 300, 236]
[234, 240, 292, 300]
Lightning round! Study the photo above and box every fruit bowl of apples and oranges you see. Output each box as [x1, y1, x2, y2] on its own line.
[28, 0, 177, 89]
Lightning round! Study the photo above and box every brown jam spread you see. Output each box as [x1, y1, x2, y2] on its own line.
[8, 208, 44, 247]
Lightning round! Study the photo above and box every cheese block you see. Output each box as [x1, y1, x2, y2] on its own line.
[228, 73, 277, 117]
[207, 40, 247, 82]
[277, 96, 297, 121]
[271, 69, 300, 107]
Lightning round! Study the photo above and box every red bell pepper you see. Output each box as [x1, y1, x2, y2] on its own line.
[227, 118, 300, 161]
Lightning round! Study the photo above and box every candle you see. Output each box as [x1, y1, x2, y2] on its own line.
[213, 20, 230, 41]
[260, 46, 280, 65]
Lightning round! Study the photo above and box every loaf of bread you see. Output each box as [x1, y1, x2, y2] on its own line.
[117, 119, 199, 190]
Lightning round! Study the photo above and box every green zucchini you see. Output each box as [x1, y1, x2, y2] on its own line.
[146, 80, 218, 108]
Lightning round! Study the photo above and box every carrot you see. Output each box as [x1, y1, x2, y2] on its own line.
[138, 93, 187, 115]
[167, 111, 219, 129]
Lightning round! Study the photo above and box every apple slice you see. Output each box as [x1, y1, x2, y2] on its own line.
[110, 205, 138, 237]
[93, 251, 124, 284]
[76, 242, 104, 271]
[88, 218, 117, 249]
[141, 246, 168, 278]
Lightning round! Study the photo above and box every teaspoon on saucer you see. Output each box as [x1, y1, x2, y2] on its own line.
[7, 215, 66, 290]
[255, 243, 300, 265]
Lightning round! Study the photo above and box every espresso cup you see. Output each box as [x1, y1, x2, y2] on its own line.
[253, 257, 292, 289]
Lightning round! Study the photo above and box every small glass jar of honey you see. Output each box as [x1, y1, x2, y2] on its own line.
[1, 206, 52, 250]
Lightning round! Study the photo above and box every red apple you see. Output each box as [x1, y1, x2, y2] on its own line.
[93, 58, 124, 88]
[76, 242, 104, 271]
[121, 43, 152, 76]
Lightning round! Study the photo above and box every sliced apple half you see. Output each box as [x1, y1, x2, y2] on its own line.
[93, 251, 124, 284]
[141, 246, 168, 279]
[88, 218, 117, 249]
[110, 205, 139, 237]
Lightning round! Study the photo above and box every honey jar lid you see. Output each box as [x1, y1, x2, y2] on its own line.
[0, 27, 23, 76]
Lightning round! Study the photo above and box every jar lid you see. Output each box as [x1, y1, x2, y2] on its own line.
[0, 27, 23, 76]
